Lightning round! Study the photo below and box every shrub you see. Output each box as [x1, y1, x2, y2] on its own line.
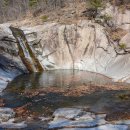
[118, 94, 130, 100]
[40, 15, 48, 22]
[29, 0, 37, 7]
[119, 43, 127, 50]
[87, 0, 104, 19]
[110, 28, 127, 41]
[3, 0, 9, 6]
[90, 0, 103, 9]
[101, 14, 113, 22]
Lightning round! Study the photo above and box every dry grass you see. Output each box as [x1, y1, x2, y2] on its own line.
[109, 28, 127, 41]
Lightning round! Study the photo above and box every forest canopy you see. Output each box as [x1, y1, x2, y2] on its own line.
[0, 0, 66, 23]
[0, 0, 130, 23]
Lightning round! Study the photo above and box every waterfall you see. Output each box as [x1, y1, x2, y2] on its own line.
[10, 26, 44, 72]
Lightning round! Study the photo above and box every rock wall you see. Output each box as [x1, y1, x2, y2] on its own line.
[0, 24, 27, 92]
[1, 3, 130, 83]
[22, 20, 130, 82]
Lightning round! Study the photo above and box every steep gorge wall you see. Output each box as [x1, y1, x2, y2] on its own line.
[1, 3, 130, 84]
[0, 24, 27, 92]
[24, 20, 130, 82]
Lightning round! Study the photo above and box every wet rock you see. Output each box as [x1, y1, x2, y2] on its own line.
[114, 119, 130, 125]
[49, 108, 129, 130]
[0, 54, 26, 93]
[53, 108, 83, 119]
[49, 117, 106, 129]
[0, 107, 27, 129]
[0, 79, 9, 93]
[49, 108, 106, 129]
[106, 111, 130, 121]
[59, 124, 128, 130]
[75, 112, 95, 121]
[0, 26, 27, 93]
[39, 117, 51, 122]
[0, 118, 27, 129]
[0, 108, 15, 122]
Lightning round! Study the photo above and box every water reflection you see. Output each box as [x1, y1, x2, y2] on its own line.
[7, 70, 112, 91]
[2, 70, 130, 117]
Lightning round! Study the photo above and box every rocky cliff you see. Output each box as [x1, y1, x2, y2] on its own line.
[1, 3, 130, 90]
[0, 24, 26, 92]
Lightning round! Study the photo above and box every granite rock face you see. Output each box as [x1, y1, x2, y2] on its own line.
[21, 19, 130, 82]
[1, 3, 130, 87]
[0, 24, 27, 92]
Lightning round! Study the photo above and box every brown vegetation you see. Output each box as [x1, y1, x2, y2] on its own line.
[0, 0, 87, 24]
[109, 28, 127, 41]
[13, 103, 31, 117]
[22, 84, 128, 97]
[0, 98, 5, 107]
[2, 0, 130, 24]
[106, 111, 130, 121]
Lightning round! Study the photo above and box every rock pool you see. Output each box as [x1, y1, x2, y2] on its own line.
[1, 70, 130, 129]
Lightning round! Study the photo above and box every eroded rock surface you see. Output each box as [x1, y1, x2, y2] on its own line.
[53, 108, 83, 119]
[49, 108, 106, 129]
[48, 108, 128, 130]
[0, 107, 27, 129]
[59, 125, 128, 130]
[20, 19, 130, 82]
[1, 3, 130, 83]
[0, 24, 27, 92]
